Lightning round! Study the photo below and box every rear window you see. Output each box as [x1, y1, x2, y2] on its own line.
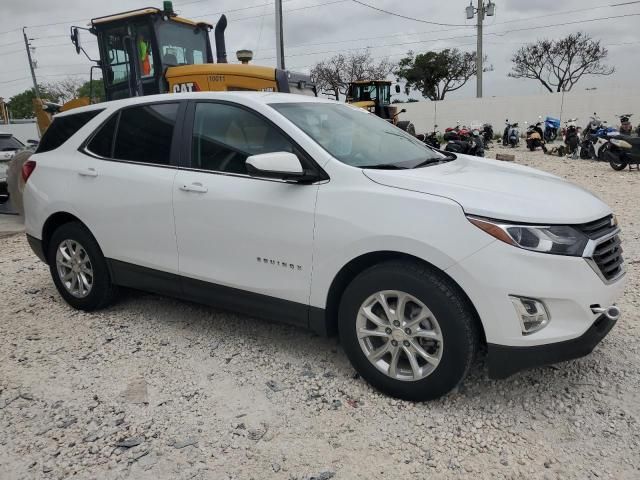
[37, 109, 104, 153]
[0, 135, 24, 151]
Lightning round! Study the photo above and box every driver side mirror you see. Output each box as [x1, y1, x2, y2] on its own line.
[71, 27, 81, 55]
[246, 152, 315, 182]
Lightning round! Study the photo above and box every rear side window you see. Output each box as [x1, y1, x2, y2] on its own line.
[37, 110, 103, 153]
[113, 103, 178, 165]
[86, 114, 118, 158]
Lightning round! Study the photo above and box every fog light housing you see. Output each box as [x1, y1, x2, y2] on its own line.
[509, 296, 550, 335]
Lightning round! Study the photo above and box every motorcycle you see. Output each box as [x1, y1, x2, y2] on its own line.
[482, 123, 494, 147]
[526, 123, 547, 152]
[605, 135, 640, 171]
[423, 126, 441, 149]
[444, 124, 471, 141]
[618, 114, 633, 135]
[581, 119, 619, 160]
[544, 116, 560, 142]
[563, 118, 580, 158]
[445, 129, 484, 157]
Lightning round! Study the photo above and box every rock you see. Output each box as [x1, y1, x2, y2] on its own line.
[83, 431, 101, 443]
[116, 437, 144, 448]
[266, 380, 285, 392]
[248, 422, 268, 441]
[173, 438, 197, 449]
[272, 462, 281, 473]
[308, 471, 336, 480]
[120, 377, 148, 405]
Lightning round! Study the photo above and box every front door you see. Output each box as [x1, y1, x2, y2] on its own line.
[173, 101, 319, 325]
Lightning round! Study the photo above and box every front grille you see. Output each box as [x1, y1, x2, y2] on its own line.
[577, 215, 624, 282]
[577, 215, 617, 239]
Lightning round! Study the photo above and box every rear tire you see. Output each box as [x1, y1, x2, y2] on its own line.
[609, 155, 628, 171]
[47, 222, 118, 311]
[338, 260, 479, 401]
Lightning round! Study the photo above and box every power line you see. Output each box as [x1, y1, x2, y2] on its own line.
[350, 0, 472, 27]
[254, 11, 640, 61]
[190, 0, 349, 20]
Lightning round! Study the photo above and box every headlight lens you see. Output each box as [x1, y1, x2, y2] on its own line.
[468, 216, 589, 256]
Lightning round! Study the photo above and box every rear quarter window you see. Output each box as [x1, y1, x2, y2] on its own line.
[36, 109, 104, 153]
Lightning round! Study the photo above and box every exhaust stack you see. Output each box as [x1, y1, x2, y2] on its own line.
[215, 14, 228, 64]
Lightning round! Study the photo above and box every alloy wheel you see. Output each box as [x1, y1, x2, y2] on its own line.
[356, 290, 443, 382]
[55, 239, 93, 298]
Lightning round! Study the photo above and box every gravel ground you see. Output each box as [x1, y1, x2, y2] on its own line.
[1, 145, 639, 480]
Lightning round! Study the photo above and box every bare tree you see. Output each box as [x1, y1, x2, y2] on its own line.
[509, 32, 614, 92]
[395, 49, 489, 101]
[44, 77, 86, 104]
[310, 51, 395, 100]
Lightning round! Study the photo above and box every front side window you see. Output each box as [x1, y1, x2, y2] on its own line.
[113, 103, 178, 165]
[37, 110, 104, 153]
[156, 21, 207, 66]
[271, 103, 444, 169]
[191, 103, 294, 174]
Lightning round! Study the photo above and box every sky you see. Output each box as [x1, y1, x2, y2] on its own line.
[0, 0, 639, 101]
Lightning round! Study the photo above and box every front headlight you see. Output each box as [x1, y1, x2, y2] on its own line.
[468, 216, 589, 256]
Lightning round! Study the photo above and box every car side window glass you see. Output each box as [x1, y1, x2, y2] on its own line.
[36, 110, 104, 153]
[192, 102, 294, 174]
[113, 103, 178, 165]
[86, 114, 119, 158]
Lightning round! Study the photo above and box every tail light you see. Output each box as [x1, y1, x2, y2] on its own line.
[22, 160, 36, 183]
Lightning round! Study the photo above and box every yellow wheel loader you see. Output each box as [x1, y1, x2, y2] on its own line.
[346, 80, 415, 135]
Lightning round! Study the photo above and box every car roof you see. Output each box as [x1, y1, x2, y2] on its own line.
[55, 92, 338, 118]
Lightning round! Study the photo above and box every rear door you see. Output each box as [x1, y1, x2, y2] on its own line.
[172, 100, 319, 325]
[74, 102, 183, 285]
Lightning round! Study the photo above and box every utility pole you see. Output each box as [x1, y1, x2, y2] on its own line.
[466, 1, 495, 98]
[476, 0, 483, 98]
[275, 0, 285, 70]
[23, 27, 40, 98]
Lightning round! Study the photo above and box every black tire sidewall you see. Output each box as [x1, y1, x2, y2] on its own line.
[47, 222, 113, 311]
[339, 263, 476, 401]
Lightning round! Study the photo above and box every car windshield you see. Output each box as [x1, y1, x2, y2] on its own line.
[270, 103, 444, 168]
[0, 135, 23, 151]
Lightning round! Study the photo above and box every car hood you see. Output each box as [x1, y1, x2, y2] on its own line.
[363, 154, 611, 224]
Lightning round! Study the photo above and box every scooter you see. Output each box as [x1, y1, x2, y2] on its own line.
[507, 122, 520, 147]
[563, 118, 580, 158]
[581, 121, 619, 160]
[544, 116, 560, 142]
[423, 126, 441, 149]
[445, 130, 484, 157]
[605, 135, 640, 171]
[526, 123, 547, 152]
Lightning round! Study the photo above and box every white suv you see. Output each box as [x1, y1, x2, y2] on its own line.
[23, 92, 625, 400]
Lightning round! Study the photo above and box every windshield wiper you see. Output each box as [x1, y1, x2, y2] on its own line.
[360, 164, 408, 170]
[412, 156, 453, 169]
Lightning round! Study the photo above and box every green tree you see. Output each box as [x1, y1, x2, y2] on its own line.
[7, 85, 57, 119]
[77, 79, 105, 103]
[395, 49, 488, 101]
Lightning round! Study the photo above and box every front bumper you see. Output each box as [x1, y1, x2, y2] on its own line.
[27, 234, 47, 263]
[487, 313, 616, 378]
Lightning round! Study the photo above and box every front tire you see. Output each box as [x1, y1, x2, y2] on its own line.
[47, 222, 118, 310]
[338, 261, 479, 401]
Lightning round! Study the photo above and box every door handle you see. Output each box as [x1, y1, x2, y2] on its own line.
[179, 182, 208, 193]
[78, 167, 98, 177]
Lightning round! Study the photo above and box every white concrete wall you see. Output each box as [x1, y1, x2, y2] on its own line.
[0, 122, 39, 144]
[401, 88, 640, 134]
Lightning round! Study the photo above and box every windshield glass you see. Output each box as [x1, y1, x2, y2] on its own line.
[156, 22, 207, 66]
[0, 135, 23, 151]
[270, 103, 444, 168]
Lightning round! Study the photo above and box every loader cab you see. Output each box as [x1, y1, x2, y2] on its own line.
[347, 80, 398, 121]
[90, 6, 214, 101]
